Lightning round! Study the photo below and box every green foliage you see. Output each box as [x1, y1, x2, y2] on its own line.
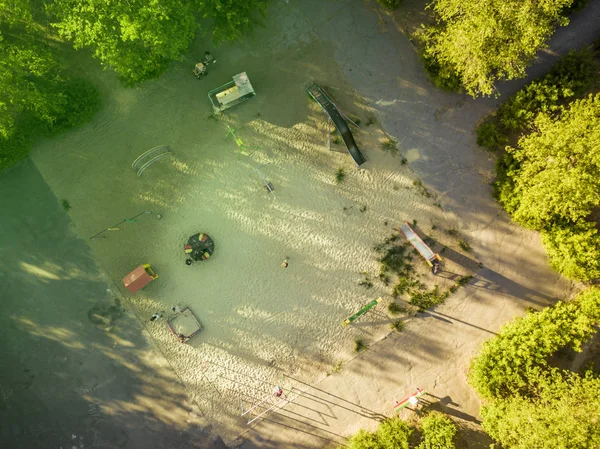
[418, 45, 463, 92]
[468, 288, 600, 400]
[388, 302, 405, 315]
[410, 285, 449, 311]
[390, 319, 404, 332]
[206, 0, 268, 44]
[476, 122, 508, 151]
[48, 0, 197, 84]
[376, 0, 401, 10]
[413, 179, 431, 198]
[346, 418, 412, 449]
[421, 0, 573, 97]
[418, 412, 457, 449]
[354, 339, 367, 353]
[506, 94, 600, 231]
[335, 168, 346, 184]
[61, 199, 71, 211]
[481, 371, 600, 449]
[48, 0, 267, 84]
[542, 222, 600, 281]
[0, 27, 101, 171]
[381, 138, 398, 155]
[498, 49, 596, 132]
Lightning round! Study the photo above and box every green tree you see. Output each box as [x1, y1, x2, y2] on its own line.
[542, 222, 600, 281]
[468, 288, 600, 400]
[47, 0, 268, 84]
[422, 0, 573, 97]
[418, 412, 457, 449]
[346, 418, 412, 449]
[47, 0, 197, 84]
[204, 0, 268, 44]
[506, 94, 600, 230]
[481, 371, 600, 449]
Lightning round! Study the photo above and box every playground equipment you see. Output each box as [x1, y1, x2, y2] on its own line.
[167, 306, 204, 343]
[241, 376, 293, 425]
[398, 222, 442, 274]
[342, 297, 382, 326]
[393, 388, 425, 414]
[208, 72, 256, 114]
[252, 166, 276, 199]
[225, 125, 256, 156]
[184, 232, 215, 263]
[89, 211, 154, 240]
[305, 81, 365, 167]
[132, 145, 173, 176]
[122, 264, 158, 294]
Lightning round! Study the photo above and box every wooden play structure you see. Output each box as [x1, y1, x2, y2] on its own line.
[122, 264, 158, 294]
[132, 145, 173, 176]
[398, 222, 442, 274]
[208, 72, 256, 114]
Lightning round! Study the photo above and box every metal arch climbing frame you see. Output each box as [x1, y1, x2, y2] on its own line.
[132, 145, 173, 176]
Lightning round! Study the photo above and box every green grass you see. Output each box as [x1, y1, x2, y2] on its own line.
[413, 179, 432, 198]
[459, 239, 472, 252]
[366, 115, 377, 126]
[390, 319, 405, 332]
[456, 275, 473, 286]
[354, 339, 368, 353]
[326, 360, 344, 376]
[335, 168, 345, 184]
[381, 138, 398, 155]
[61, 199, 71, 211]
[388, 302, 406, 315]
[410, 285, 449, 311]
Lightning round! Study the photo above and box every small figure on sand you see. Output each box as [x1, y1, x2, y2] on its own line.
[281, 257, 289, 268]
[172, 305, 182, 313]
[185, 258, 194, 266]
[150, 312, 162, 322]
[273, 386, 284, 397]
[178, 333, 189, 344]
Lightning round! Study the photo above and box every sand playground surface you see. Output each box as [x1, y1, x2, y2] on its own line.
[30, 6, 475, 444]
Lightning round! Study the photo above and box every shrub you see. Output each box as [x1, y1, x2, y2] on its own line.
[335, 168, 345, 184]
[542, 222, 600, 281]
[376, 0, 402, 10]
[468, 288, 600, 400]
[410, 286, 449, 311]
[418, 412, 457, 449]
[390, 319, 405, 332]
[420, 50, 463, 92]
[476, 122, 508, 151]
[498, 49, 596, 132]
[388, 302, 406, 315]
[354, 339, 367, 353]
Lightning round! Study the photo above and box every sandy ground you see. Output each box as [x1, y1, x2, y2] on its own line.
[28, 2, 469, 443]
[9, 0, 599, 447]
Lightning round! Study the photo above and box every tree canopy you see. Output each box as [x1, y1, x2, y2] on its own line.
[422, 0, 574, 96]
[469, 287, 600, 448]
[47, 0, 267, 84]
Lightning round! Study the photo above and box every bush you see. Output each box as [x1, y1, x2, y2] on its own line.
[346, 418, 412, 449]
[418, 412, 457, 449]
[498, 49, 596, 132]
[376, 0, 402, 10]
[410, 285, 449, 311]
[50, 78, 102, 133]
[542, 222, 600, 281]
[0, 132, 32, 172]
[468, 288, 600, 400]
[476, 122, 508, 151]
[420, 49, 462, 92]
